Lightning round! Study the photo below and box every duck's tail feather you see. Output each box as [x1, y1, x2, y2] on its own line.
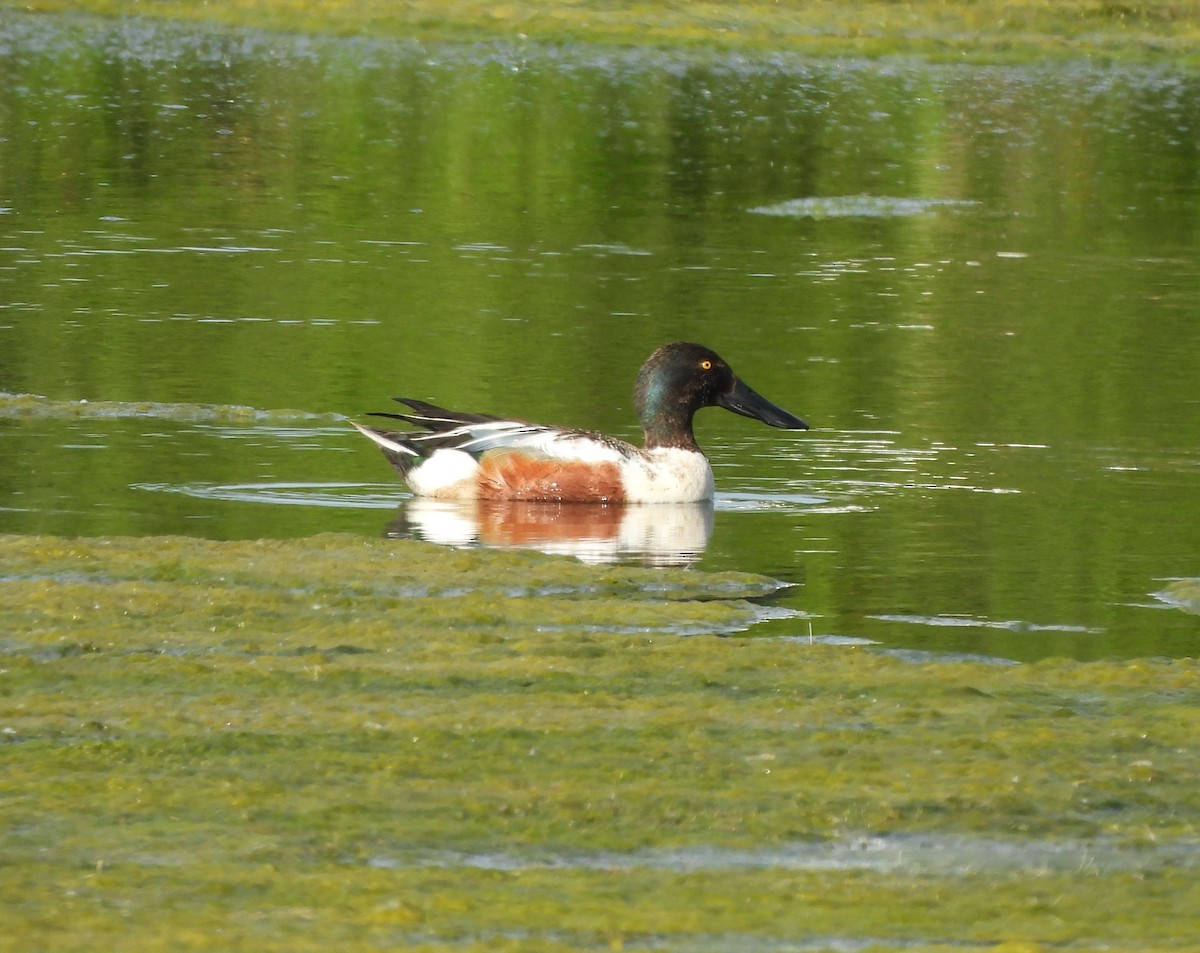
[374, 398, 502, 432]
[350, 421, 421, 475]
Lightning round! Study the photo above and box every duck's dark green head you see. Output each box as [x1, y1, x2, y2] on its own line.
[633, 342, 808, 450]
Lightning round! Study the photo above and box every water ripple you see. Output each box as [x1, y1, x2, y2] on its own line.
[133, 481, 400, 509]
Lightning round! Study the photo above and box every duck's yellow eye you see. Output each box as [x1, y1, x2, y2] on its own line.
[700, 360, 712, 370]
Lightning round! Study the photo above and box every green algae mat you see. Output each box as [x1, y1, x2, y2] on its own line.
[2, 533, 1198, 952]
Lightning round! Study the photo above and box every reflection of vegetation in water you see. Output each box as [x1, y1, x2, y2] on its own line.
[6, 0, 1200, 62]
[3, 533, 1199, 949]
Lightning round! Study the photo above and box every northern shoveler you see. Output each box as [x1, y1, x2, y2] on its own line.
[352, 341, 808, 503]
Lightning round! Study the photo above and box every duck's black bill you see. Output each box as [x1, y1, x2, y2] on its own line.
[719, 378, 809, 430]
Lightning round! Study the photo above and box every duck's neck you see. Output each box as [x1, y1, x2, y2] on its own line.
[634, 356, 706, 452]
[638, 394, 701, 452]
[643, 421, 699, 451]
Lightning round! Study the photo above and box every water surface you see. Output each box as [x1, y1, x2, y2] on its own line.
[2, 13, 1198, 661]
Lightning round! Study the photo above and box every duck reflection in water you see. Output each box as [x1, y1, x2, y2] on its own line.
[387, 498, 714, 567]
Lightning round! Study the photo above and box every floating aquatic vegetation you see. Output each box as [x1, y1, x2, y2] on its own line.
[0, 392, 336, 422]
[748, 195, 981, 219]
[3, 532, 1200, 951]
[1154, 578, 1200, 615]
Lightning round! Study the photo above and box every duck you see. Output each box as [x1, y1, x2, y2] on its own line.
[351, 341, 808, 503]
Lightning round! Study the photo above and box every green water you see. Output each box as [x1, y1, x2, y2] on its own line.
[3, 14, 1198, 659]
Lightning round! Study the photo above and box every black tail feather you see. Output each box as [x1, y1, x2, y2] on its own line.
[373, 398, 502, 432]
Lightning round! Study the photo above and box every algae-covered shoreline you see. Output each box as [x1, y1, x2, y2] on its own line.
[3, 0, 1200, 65]
[2, 533, 1199, 951]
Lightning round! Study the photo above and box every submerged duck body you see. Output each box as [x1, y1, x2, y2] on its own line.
[352, 342, 808, 504]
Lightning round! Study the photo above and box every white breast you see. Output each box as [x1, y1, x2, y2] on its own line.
[619, 448, 714, 503]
